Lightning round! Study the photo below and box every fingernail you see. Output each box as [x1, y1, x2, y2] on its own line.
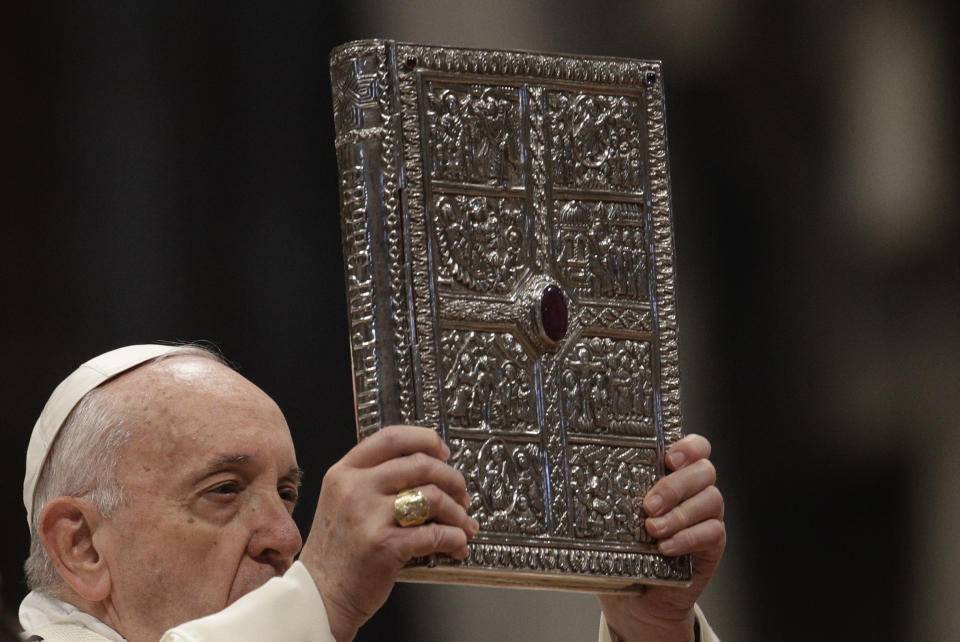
[668, 451, 686, 469]
[470, 519, 480, 536]
[660, 538, 678, 555]
[442, 443, 452, 459]
[645, 493, 663, 515]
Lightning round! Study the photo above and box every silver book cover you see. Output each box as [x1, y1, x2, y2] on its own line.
[330, 40, 692, 591]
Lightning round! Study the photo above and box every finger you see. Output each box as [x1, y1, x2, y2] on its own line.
[401, 484, 479, 536]
[658, 518, 726, 557]
[372, 453, 470, 509]
[645, 485, 723, 539]
[343, 424, 450, 468]
[664, 434, 711, 470]
[643, 458, 716, 517]
[399, 523, 472, 560]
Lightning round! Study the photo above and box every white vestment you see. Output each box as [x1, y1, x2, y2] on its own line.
[20, 561, 717, 641]
[19, 562, 332, 642]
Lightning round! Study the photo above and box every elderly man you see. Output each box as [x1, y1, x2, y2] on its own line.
[21, 345, 724, 641]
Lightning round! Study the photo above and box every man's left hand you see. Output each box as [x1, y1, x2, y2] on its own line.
[598, 434, 725, 641]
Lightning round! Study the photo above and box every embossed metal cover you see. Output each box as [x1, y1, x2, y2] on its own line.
[330, 40, 691, 591]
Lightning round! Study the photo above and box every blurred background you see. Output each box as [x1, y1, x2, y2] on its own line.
[3, 1, 957, 640]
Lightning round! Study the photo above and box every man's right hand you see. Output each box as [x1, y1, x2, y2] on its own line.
[298, 425, 479, 641]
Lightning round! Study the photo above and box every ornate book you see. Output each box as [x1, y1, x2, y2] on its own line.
[330, 40, 691, 591]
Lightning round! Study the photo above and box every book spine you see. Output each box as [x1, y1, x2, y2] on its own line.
[330, 41, 405, 440]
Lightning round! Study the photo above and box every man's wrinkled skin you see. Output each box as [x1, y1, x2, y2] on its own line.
[39, 356, 723, 642]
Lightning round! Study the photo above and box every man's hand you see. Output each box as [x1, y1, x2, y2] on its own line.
[598, 435, 725, 642]
[298, 425, 479, 641]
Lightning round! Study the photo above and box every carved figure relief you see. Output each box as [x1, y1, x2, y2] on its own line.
[562, 338, 655, 437]
[451, 438, 546, 535]
[440, 330, 537, 433]
[432, 194, 527, 293]
[547, 92, 644, 191]
[426, 84, 523, 187]
[569, 446, 656, 544]
[555, 201, 649, 300]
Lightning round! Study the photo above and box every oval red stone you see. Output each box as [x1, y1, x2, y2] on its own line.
[540, 285, 568, 343]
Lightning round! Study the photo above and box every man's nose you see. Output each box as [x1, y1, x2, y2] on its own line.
[246, 491, 304, 572]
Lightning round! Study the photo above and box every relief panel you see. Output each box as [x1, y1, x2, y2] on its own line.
[569, 445, 657, 544]
[547, 91, 645, 191]
[425, 83, 523, 187]
[431, 194, 528, 294]
[450, 437, 547, 536]
[555, 201, 649, 300]
[562, 337, 655, 437]
[440, 329, 537, 433]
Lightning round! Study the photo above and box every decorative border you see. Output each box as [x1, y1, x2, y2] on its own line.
[396, 52, 442, 428]
[641, 66, 684, 449]
[329, 40, 424, 431]
[330, 44, 387, 439]
[461, 541, 689, 582]
[394, 44, 651, 87]
[376, 45, 415, 423]
[402, 540, 690, 588]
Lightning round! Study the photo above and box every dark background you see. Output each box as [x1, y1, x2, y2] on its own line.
[4, 2, 958, 640]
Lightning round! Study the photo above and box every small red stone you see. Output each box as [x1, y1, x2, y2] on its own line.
[540, 285, 568, 343]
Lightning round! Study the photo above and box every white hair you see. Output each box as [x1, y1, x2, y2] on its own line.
[25, 344, 227, 596]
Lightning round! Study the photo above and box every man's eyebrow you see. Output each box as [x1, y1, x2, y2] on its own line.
[283, 466, 305, 487]
[194, 456, 303, 486]
[193, 454, 252, 480]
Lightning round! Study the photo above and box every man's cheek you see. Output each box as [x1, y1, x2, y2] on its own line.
[225, 563, 280, 605]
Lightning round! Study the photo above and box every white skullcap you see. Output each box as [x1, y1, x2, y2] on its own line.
[24, 344, 181, 527]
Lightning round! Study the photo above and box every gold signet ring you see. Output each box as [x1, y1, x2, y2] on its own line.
[394, 489, 430, 527]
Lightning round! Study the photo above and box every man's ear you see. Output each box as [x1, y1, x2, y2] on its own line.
[37, 497, 111, 601]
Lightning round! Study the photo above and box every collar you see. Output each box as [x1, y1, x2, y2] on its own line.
[19, 591, 127, 642]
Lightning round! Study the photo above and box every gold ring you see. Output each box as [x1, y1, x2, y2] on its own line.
[394, 489, 430, 527]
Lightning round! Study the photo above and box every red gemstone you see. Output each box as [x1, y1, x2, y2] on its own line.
[540, 285, 568, 343]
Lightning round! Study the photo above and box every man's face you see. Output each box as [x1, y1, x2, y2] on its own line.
[96, 356, 303, 641]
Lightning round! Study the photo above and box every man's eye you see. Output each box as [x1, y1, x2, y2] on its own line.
[209, 482, 239, 496]
[279, 488, 299, 504]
